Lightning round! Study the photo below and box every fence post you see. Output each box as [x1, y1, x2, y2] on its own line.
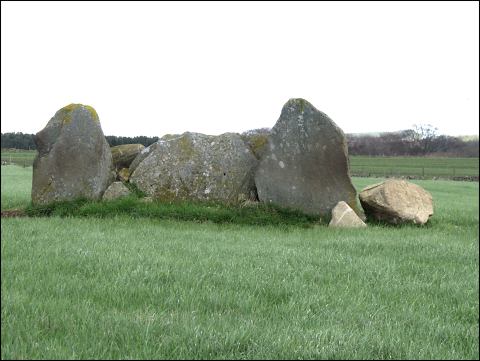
[453, 167, 455, 177]
[422, 167, 425, 178]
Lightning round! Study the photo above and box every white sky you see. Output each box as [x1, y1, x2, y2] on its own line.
[1, 1, 479, 137]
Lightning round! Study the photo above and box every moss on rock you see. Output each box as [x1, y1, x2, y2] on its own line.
[60, 104, 99, 125]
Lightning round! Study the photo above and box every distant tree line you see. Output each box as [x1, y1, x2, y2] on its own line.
[347, 125, 479, 157]
[1, 126, 478, 157]
[0, 132, 36, 150]
[104, 135, 159, 147]
[1, 133, 159, 149]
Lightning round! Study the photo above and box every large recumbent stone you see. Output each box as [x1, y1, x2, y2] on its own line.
[130, 132, 258, 203]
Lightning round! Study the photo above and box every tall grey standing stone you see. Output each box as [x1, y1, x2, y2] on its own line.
[32, 104, 114, 205]
[130, 132, 258, 203]
[254, 98, 360, 217]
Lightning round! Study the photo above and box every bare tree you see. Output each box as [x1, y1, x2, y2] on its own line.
[411, 124, 439, 155]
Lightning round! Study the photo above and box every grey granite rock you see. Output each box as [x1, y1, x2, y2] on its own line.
[130, 132, 258, 203]
[32, 104, 114, 205]
[255, 98, 360, 217]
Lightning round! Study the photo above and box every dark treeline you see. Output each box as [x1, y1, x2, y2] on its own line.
[1, 133, 159, 149]
[2, 126, 479, 157]
[104, 135, 159, 147]
[0, 132, 36, 150]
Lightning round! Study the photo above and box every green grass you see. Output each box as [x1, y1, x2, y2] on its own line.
[24, 197, 320, 228]
[1, 165, 33, 210]
[1, 166, 479, 359]
[1, 149, 37, 167]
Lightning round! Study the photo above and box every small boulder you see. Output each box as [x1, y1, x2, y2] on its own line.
[329, 201, 366, 228]
[117, 168, 131, 182]
[359, 179, 434, 225]
[102, 181, 131, 201]
[111, 144, 145, 169]
[32, 104, 114, 205]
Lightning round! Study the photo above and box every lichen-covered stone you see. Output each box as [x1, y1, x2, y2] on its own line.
[240, 128, 270, 159]
[102, 181, 131, 201]
[111, 144, 145, 169]
[32, 104, 114, 205]
[359, 179, 434, 225]
[329, 201, 367, 228]
[130, 132, 258, 203]
[117, 167, 131, 182]
[129, 143, 160, 174]
[129, 134, 181, 174]
[255, 98, 360, 217]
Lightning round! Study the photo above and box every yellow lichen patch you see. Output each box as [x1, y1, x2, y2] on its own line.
[288, 98, 307, 113]
[249, 135, 268, 157]
[60, 103, 99, 124]
[178, 136, 195, 159]
[84, 105, 99, 121]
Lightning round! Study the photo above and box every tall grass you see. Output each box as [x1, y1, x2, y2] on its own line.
[1, 165, 479, 359]
[1, 165, 32, 210]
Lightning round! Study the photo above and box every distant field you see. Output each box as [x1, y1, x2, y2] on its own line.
[1, 165, 478, 359]
[1, 149, 479, 178]
[349, 156, 478, 178]
[1, 149, 36, 167]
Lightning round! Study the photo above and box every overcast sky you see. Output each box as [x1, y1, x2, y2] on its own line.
[2, 1, 479, 137]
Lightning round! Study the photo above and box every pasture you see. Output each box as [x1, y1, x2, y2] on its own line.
[1, 165, 479, 359]
[349, 156, 479, 178]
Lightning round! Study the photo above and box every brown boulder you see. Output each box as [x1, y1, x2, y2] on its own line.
[111, 144, 145, 169]
[117, 168, 131, 182]
[359, 179, 433, 225]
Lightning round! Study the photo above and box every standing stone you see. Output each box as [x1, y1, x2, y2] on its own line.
[255, 98, 360, 217]
[359, 179, 434, 225]
[32, 104, 114, 205]
[102, 181, 131, 201]
[111, 144, 145, 169]
[329, 201, 367, 228]
[130, 132, 258, 203]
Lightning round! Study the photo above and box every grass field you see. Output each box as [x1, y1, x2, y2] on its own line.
[1, 149, 37, 167]
[1, 166, 479, 359]
[1, 149, 479, 179]
[349, 156, 479, 178]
